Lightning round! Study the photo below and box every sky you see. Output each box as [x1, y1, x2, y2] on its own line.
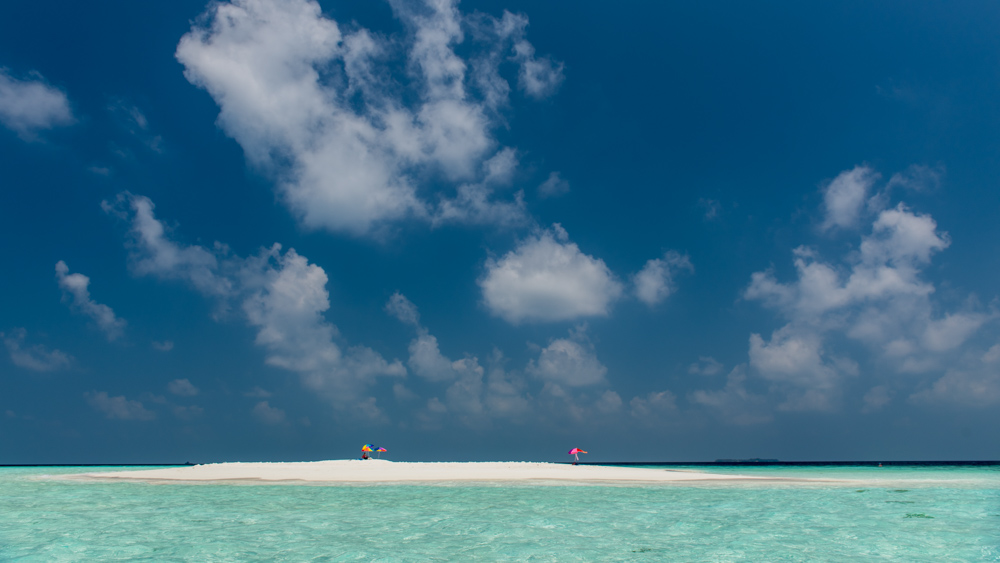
[2, 0, 1000, 464]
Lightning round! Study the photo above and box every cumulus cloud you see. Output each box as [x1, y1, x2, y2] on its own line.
[385, 291, 421, 327]
[629, 390, 677, 420]
[632, 251, 693, 306]
[387, 293, 531, 423]
[748, 327, 855, 411]
[862, 385, 892, 412]
[152, 340, 174, 351]
[168, 378, 199, 397]
[245, 386, 272, 398]
[886, 164, 943, 194]
[820, 165, 880, 231]
[907, 340, 1000, 407]
[387, 293, 631, 427]
[744, 165, 994, 411]
[55, 261, 127, 341]
[175, 0, 561, 236]
[526, 329, 608, 387]
[913, 369, 1000, 407]
[431, 149, 528, 228]
[252, 400, 286, 424]
[688, 356, 724, 376]
[2, 329, 72, 372]
[85, 391, 155, 421]
[537, 171, 569, 198]
[480, 225, 623, 323]
[0, 68, 74, 139]
[689, 366, 772, 425]
[105, 192, 405, 411]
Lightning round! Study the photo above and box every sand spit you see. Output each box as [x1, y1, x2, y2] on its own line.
[71, 460, 796, 485]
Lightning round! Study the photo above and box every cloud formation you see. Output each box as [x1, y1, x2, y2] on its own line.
[55, 261, 126, 341]
[176, 0, 561, 236]
[741, 165, 994, 411]
[105, 192, 405, 412]
[0, 68, 74, 139]
[820, 165, 879, 232]
[480, 225, 623, 324]
[167, 378, 199, 397]
[537, 171, 569, 198]
[387, 292, 528, 424]
[689, 365, 772, 425]
[526, 330, 608, 387]
[387, 293, 626, 426]
[85, 391, 155, 421]
[252, 401, 286, 424]
[2, 329, 72, 372]
[632, 251, 692, 306]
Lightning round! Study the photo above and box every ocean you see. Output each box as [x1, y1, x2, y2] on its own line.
[0, 464, 997, 561]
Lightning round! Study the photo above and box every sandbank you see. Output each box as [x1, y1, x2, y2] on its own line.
[73, 460, 787, 484]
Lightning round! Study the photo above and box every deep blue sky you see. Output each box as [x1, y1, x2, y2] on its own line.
[1, 0, 999, 463]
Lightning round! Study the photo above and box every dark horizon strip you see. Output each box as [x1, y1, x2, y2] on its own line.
[580, 460, 1000, 467]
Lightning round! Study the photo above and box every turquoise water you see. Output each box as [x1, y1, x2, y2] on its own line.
[1, 465, 998, 561]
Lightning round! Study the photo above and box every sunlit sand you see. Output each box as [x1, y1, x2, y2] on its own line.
[74, 460, 780, 484]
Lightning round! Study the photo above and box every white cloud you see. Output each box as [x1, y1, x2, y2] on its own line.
[748, 327, 851, 412]
[431, 149, 528, 228]
[537, 171, 569, 198]
[175, 0, 560, 236]
[886, 164, 942, 193]
[55, 261, 127, 341]
[983, 344, 1000, 364]
[910, 368, 1000, 408]
[746, 205, 951, 326]
[862, 385, 891, 412]
[252, 400, 286, 424]
[152, 340, 174, 351]
[510, 36, 564, 98]
[744, 165, 994, 410]
[632, 251, 692, 306]
[921, 312, 991, 352]
[698, 198, 721, 220]
[689, 366, 772, 425]
[240, 245, 405, 401]
[2, 329, 72, 372]
[168, 378, 199, 397]
[388, 294, 629, 426]
[595, 390, 623, 413]
[387, 293, 532, 422]
[385, 291, 421, 326]
[820, 165, 879, 231]
[526, 331, 608, 387]
[407, 332, 465, 382]
[103, 193, 232, 299]
[688, 356, 724, 376]
[0, 68, 74, 139]
[106, 192, 405, 409]
[480, 225, 623, 324]
[245, 386, 272, 398]
[629, 390, 677, 419]
[85, 391, 155, 421]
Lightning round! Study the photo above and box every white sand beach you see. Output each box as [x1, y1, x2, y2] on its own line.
[74, 460, 779, 484]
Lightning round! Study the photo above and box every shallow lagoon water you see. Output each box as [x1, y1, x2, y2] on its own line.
[1, 465, 998, 561]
